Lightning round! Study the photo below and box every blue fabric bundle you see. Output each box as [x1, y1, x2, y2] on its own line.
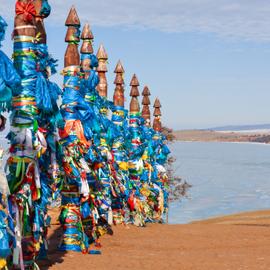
[40, 0, 51, 18]
[0, 16, 20, 112]
[0, 210, 10, 259]
[0, 16, 7, 44]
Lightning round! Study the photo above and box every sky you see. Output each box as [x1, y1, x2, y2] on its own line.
[1, 0, 270, 130]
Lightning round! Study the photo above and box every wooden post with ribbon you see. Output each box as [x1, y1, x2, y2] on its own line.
[96, 44, 108, 99]
[58, 6, 89, 253]
[141, 86, 151, 126]
[153, 98, 162, 132]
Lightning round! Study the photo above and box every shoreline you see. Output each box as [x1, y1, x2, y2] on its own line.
[190, 209, 270, 225]
[174, 140, 270, 146]
[42, 208, 270, 270]
[173, 129, 270, 144]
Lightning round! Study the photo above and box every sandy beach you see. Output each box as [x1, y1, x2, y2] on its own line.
[39, 209, 270, 270]
[173, 130, 270, 144]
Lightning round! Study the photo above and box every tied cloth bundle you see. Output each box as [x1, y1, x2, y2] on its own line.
[80, 39, 114, 249]
[15, 1, 36, 22]
[6, 1, 52, 268]
[151, 131, 171, 212]
[58, 12, 93, 253]
[111, 105, 131, 225]
[0, 13, 18, 270]
[140, 120, 168, 222]
[0, 16, 21, 115]
[127, 111, 149, 227]
[89, 75, 119, 230]
[34, 0, 63, 261]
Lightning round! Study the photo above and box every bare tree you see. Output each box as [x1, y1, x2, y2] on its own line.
[162, 127, 192, 223]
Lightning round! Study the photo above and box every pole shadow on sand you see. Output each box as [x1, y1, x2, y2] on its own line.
[38, 225, 66, 270]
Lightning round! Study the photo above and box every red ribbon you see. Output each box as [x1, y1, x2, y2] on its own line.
[131, 139, 141, 144]
[128, 196, 135, 211]
[16, 1, 36, 22]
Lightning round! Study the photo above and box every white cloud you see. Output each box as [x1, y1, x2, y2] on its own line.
[1, 0, 270, 41]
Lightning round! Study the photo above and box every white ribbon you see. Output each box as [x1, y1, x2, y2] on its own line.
[13, 203, 24, 270]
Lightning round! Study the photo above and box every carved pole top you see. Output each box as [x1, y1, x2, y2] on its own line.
[113, 60, 125, 106]
[81, 23, 93, 40]
[141, 86, 151, 123]
[142, 86, 151, 97]
[130, 74, 139, 87]
[96, 43, 108, 60]
[142, 86, 151, 105]
[153, 98, 162, 131]
[154, 98, 161, 109]
[114, 60, 125, 73]
[129, 74, 140, 113]
[80, 23, 94, 54]
[129, 74, 140, 97]
[64, 7, 80, 67]
[65, 6, 80, 26]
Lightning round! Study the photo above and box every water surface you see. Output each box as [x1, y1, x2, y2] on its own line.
[169, 142, 270, 224]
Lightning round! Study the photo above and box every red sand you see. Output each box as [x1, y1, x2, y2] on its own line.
[40, 209, 270, 270]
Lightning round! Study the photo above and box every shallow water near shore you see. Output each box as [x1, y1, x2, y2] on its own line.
[169, 141, 270, 224]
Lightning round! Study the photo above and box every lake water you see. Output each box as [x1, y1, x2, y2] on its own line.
[169, 141, 270, 224]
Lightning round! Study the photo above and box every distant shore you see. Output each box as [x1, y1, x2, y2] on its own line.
[41, 208, 270, 270]
[173, 129, 270, 144]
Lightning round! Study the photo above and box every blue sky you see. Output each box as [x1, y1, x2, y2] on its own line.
[1, 0, 270, 129]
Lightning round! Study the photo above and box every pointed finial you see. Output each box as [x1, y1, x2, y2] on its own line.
[96, 44, 108, 72]
[130, 74, 139, 87]
[114, 60, 125, 73]
[80, 23, 94, 54]
[113, 60, 125, 106]
[129, 74, 140, 113]
[81, 23, 94, 39]
[142, 86, 151, 105]
[153, 98, 162, 131]
[65, 7, 80, 43]
[142, 86, 151, 97]
[129, 74, 140, 97]
[96, 44, 108, 61]
[114, 61, 124, 85]
[154, 98, 161, 109]
[65, 6, 80, 26]
[96, 44, 108, 97]
[153, 98, 162, 121]
[64, 7, 81, 67]
[141, 86, 151, 123]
